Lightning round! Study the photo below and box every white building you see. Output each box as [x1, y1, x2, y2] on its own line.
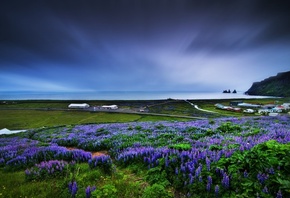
[68, 103, 90, 109]
[282, 103, 290, 109]
[243, 109, 255, 113]
[258, 109, 274, 114]
[272, 107, 283, 113]
[238, 103, 261, 108]
[101, 105, 118, 110]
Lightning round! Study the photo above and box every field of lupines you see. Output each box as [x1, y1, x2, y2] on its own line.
[0, 116, 290, 197]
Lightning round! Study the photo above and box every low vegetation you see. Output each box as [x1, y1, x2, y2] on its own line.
[2, 98, 289, 130]
[1, 116, 290, 197]
[0, 110, 190, 130]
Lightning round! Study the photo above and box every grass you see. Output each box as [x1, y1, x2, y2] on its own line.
[148, 100, 220, 118]
[0, 170, 67, 197]
[0, 110, 191, 130]
[1, 98, 289, 129]
[0, 164, 147, 198]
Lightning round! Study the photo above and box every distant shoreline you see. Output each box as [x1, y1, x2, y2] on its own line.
[0, 91, 278, 101]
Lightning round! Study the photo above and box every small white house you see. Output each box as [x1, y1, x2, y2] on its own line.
[238, 103, 261, 108]
[258, 109, 273, 114]
[243, 109, 255, 113]
[282, 103, 290, 109]
[101, 105, 118, 110]
[215, 103, 225, 109]
[272, 107, 283, 113]
[68, 103, 90, 109]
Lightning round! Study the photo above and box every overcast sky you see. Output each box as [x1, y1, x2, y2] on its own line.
[1, 0, 290, 92]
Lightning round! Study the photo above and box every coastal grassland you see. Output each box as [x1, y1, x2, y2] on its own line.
[148, 98, 289, 118]
[0, 110, 191, 130]
[1, 98, 289, 130]
[147, 100, 221, 118]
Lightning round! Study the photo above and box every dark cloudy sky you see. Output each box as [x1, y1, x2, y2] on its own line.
[1, 0, 290, 92]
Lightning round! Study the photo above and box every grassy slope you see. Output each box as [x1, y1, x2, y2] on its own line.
[0, 110, 190, 130]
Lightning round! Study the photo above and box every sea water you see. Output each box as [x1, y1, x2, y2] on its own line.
[0, 91, 275, 100]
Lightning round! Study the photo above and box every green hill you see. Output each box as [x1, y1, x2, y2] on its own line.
[246, 71, 290, 97]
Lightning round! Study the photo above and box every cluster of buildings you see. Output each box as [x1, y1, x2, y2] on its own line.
[215, 101, 290, 116]
[68, 103, 118, 110]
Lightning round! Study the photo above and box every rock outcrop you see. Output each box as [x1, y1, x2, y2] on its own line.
[245, 71, 290, 97]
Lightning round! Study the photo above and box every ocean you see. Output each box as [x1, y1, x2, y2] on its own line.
[0, 91, 275, 100]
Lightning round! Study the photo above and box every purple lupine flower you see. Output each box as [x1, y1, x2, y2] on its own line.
[85, 186, 91, 198]
[25, 169, 31, 175]
[206, 182, 211, 192]
[165, 157, 169, 167]
[262, 186, 269, 194]
[189, 173, 194, 184]
[243, 170, 248, 178]
[68, 181, 78, 198]
[199, 176, 202, 182]
[206, 157, 211, 171]
[206, 176, 212, 192]
[219, 169, 224, 177]
[268, 167, 275, 175]
[276, 190, 282, 198]
[222, 173, 230, 189]
[175, 167, 179, 175]
[216, 168, 220, 175]
[180, 164, 186, 173]
[239, 145, 244, 152]
[215, 185, 219, 197]
[85, 185, 96, 198]
[195, 165, 202, 178]
[257, 173, 269, 184]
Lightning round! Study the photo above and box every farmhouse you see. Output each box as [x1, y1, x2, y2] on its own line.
[68, 103, 90, 109]
[215, 103, 226, 109]
[237, 103, 261, 108]
[258, 109, 274, 114]
[243, 109, 255, 113]
[101, 105, 118, 110]
[272, 106, 284, 113]
[282, 103, 290, 109]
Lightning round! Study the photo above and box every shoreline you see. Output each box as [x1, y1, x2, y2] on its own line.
[0, 91, 279, 101]
[0, 95, 278, 101]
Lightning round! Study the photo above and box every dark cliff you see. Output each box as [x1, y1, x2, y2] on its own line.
[245, 71, 290, 97]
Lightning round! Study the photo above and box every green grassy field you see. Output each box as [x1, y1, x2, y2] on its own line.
[0, 110, 191, 130]
[1, 98, 289, 130]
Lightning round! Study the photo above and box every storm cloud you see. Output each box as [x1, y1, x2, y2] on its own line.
[1, 0, 290, 92]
